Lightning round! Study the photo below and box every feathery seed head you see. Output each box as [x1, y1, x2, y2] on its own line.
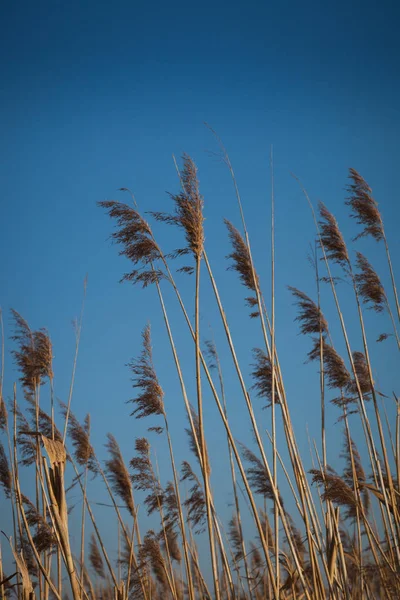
[318, 203, 350, 269]
[346, 169, 383, 241]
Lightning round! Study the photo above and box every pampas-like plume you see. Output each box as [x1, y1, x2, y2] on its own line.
[225, 220, 259, 293]
[61, 404, 97, 473]
[128, 324, 165, 419]
[98, 200, 163, 287]
[0, 441, 11, 498]
[162, 527, 181, 563]
[355, 252, 387, 312]
[228, 514, 243, 561]
[22, 494, 56, 553]
[11, 310, 53, 394]
[89, 533, 106, 579]
[239, 444, 276, 502]
[341, 435, 369, 514]
[130, 437, 163, 516]
[348, 351, 373, 396]
[152, 154, 204, 259]
[181, 461, 206, 534]
[163, 481, 179, 531]
[346, 169, 383, 241]
[288, 287, 328, 336]
[0, 397, 7, 431]
[139, 530, 168, 590]
[251, 348, 276, 407]
[318, 203, 350, 269]
[310, 467, 361, 520]
[308, 339, 351, 391]
[104, 433, 135, 517]
[14, 408, 36, 466]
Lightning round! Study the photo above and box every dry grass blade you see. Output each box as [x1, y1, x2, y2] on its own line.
[288, 286, 329, 336]
[128, 324, 165, 419]
[355, 253, 387, 312]
[318, 203, 350, 269]
[104, 433, 135, 517]
[346, 169, 383, 241]
[89, 533, 106, 579]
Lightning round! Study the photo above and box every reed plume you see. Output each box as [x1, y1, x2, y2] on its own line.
[61, 404, 97, 473]
[355, 253, 387, 312]
[181, 461, 206, 534]
[225, 219, 259, 315]
[346, 169, 383, 241]
[89, 533, 105, 579]
[98, 200, 163, 286]
[104, 433, 135, 517]
[152, 154, 204, 261]
[127, 324, 165, 419]
[0, 441, 11, 498]
[318, 203, 350, 270]
[251, 348, 275, 407]
[21, 494, 56, 553]
[139, 531, 168, 591]
[11, 310, 53, 394]
[130, 437, 163, 516]
[239, 443, 276, 501]
[289, 287, 329, 336]
[0, 397, 7, 432]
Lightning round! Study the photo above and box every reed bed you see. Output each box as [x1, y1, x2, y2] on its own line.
[0, 148, 399, 600]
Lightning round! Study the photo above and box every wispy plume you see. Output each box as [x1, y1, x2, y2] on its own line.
[355, 252, 387, 312]
[288, 287, 328, 336]
[130, 437, 163, 516]
[89, 533, 106, 579]
[239, 443, 276, 502]
[128, 324, 165, 419]
[181, 461, 206, 534]
[104, 433, 135, 517]
[346, 169, 383, 241]
[98, 200, 163, 287]
[152, 154, 204, 260]
[11, 310, 53, 394]
[318, 203, 350, 270]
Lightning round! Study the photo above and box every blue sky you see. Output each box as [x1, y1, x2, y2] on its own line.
[1, 0, 399, 581]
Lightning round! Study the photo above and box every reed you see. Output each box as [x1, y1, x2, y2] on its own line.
[0, 150, 398, 600]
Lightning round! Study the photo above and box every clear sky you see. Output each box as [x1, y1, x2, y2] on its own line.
[1, 0, 399, 579]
